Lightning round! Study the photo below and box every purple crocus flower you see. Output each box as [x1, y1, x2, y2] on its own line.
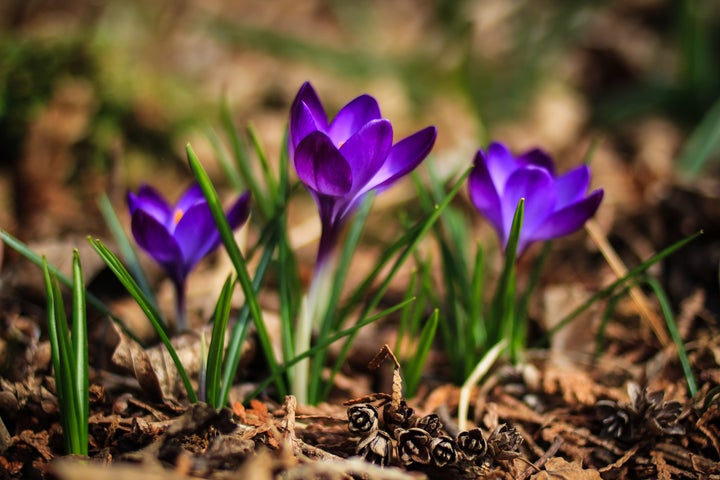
[128, 183, 251, 330]
[469, 142, 603, 255]
[289, 81, 437, 265]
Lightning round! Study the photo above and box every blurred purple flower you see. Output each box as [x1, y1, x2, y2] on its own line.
[469, 142, 603, 255]
[128, 183, 250, 294]
[289, 81, 436, 264]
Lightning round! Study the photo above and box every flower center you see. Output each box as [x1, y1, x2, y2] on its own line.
[173, 209, 184, 225]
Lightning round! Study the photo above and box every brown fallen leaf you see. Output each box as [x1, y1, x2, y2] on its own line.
[531, 457, 602, 480]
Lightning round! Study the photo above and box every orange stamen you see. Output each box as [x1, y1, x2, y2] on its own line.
[173, 209, 184, 225]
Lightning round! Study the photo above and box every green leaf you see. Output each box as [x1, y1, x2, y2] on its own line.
[97, 193, 157, 308]
[644, 277, 698, 397]
[0, 229, 140, 343]
[71, 250, 89, 455]
[206, 274, 234, 409]
[89, 238, 197, 403]
[404, 309, 439, 397]
[186, 143, 287, 397]
[547, 230, 703, 337]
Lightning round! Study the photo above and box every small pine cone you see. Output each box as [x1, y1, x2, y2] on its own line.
[596, 400, 636, 440]
[357, 430, 393, 467]
[643, 392, 684, 436]
[383, 400, 415, 432]
[430, 435, 458, 467]
[487, 424, 522, 461]
[396, 427, 433, 465]
[348, 404, 379, 434]
[415, 413, 442, 436]
[456, 428, 487, 462]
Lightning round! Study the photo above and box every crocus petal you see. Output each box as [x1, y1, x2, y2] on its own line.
[468, 149, 504, 239]
[530, 189, 604, 242]
[295, 131, 352, 196]
[555, 165, 590, 208]
[225, 190, 252, 230]
[340, 119, 393, 194]
[131, 209, 185, 283]
[174, 202, 222, 272]
[203, 190, 253, 254]
[501, 167, 557, 245]
[364, 126, 437, 194]
[290, 100, 326, 151]
[485, 142, 520, 195]
[517, 148, 555, 176]
[327, 94, 382, 146]
[128, 185, 172, 223]
[175, 184, 206, 213]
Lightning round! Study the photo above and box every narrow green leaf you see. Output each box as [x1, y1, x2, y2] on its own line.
[220, 99, 271, 219]
[547, 230, 703, 337]
[323, 167, 472, 400]
[186, 143, 287, 397]
[97, 193, 157, 308]
[43, 258, 80, 454]
[206, 127, 244, 191]
[677, 95, 720, 176]
[247, 123, 278, 200]
[308, 193, 374, 403]
[0, 229, 140, 343]
[89, 238, 197, 403]
[71, 250, 89, 455]
[206, 274, 234, 409]
[644, 276, 698, 397]
[246, 297, 415, 402]
[404, 309, 439, 397]
[219, 227, 276, 406]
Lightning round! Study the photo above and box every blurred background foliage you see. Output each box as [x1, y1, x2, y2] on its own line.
[1, 0, 719, 231]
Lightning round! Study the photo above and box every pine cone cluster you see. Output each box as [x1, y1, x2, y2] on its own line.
[596, 383, 685, 442]
[347, 400, 523, 469]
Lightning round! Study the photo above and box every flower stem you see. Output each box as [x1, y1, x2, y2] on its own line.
[291, 248, 336, 405]
[174, 280, 188, 332]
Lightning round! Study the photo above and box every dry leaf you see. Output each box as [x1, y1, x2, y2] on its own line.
[531, 457, 602, 480]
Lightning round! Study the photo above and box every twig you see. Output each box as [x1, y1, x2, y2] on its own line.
[585, 219, 671, 346]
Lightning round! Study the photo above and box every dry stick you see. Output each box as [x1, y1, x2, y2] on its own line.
[517, 436, 563, 480]
[585, 219, 671, 347]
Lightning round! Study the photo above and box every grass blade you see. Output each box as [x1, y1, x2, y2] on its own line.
[71, 250, 89, 454]
[404, 309, 439, 398]
[89, 238, 197, 403]
[97, 193, 157, 308]
[644, 276, 698, 396]
[0, 229, 139, 343]
[186, 143, 287, 397]
[547, 230, 703, 337]
[206, 274, 234, 409]
[246, 297, 415, 402]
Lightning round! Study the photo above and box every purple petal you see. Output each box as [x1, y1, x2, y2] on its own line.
[174, 202, 222, 273]
[516, 148, 556, 176]
[327, 94, 382, 146]
[225, 190, 252, 230]
[468, 149, 504, 239]
[290, 100, 325, 151]
[176, 184, 206, 213]
[130, 209, 185, 283]
[555, 165, 590, 209]
[364, 126, 437, 194]
[128, 185, 172, 224]
[501, 167, 557, 245]
[294, 132, 352, 196]
[530, 189, 604, 242]
[339, 119, 393, 193]
[290, 82, 328, 148]
[485, 142, 520, 196]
